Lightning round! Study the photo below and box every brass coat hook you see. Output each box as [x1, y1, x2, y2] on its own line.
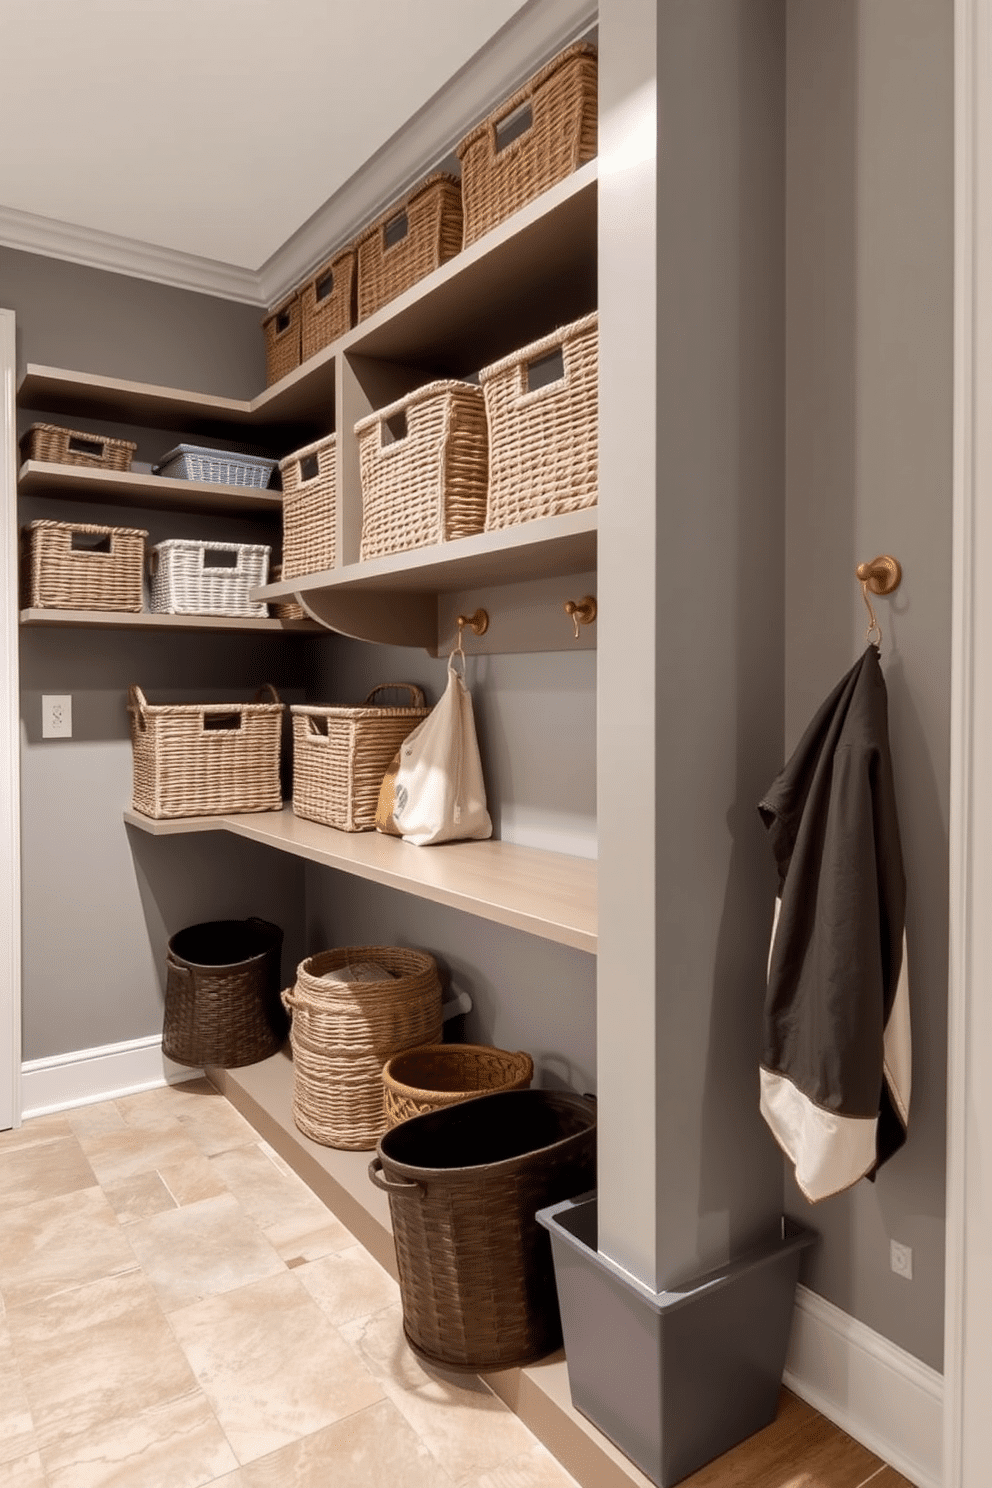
[856, 556, 902, 647]
[564, 595, 597, 640]
[456, 608, 489, 637]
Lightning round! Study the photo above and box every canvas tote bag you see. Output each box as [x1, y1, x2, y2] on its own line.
[375, 651, 492, 845]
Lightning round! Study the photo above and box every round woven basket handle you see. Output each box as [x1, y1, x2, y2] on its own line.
[254, 683, 282, 706]
[280, 985, 298, 1013]
[127, 684, 148, 713]
[367, 1157, 423, 1196]
[364, 683, 426, 709]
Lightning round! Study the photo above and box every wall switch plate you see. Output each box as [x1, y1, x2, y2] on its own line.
[890, 1239, 913, 1280]
[42, 695, 72, 739]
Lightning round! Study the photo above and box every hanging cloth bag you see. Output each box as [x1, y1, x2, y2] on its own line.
[376, 649, 492, 846]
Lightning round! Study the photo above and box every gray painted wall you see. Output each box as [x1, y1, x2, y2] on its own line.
[784, 0, 952, 1371]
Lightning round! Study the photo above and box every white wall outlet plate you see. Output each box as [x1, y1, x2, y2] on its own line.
[42, 695, 72, 739]
[890, 1239, 913, 1280]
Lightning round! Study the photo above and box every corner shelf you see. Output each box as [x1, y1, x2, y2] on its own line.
[22, 610, 320, 633]
[17, 461, 284, 517]
[123, 806, 597, 953]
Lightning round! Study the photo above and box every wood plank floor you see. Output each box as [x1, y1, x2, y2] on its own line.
[680, 1387, 914, 1488]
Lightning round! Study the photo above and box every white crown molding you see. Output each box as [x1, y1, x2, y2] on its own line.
[784, 1284, 943, 1488]
[0, 203, 266, 306]
[258, 0, 597, 309]
[21, 1035, 201, 1118]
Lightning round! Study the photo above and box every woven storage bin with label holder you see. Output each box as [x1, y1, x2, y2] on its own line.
[355, 381, 488, 561]
[282, 947, 443, 1149]
[20, 422, 137, 473]
[128, 683, 284, 819]
[457, 42, 598, 248]
[153, 445, 277, 489]
[149, 539, 270, 617]
[301, 247, 356, 360]
[479, 310, 598, 530]
[382, 1044, 534, 1128]
[279, 432, 336, 579]
[355, 173, 463, 322]
[164, 918, 287, 1069]
[291, 684, 430, 832]
[261, 292, 302, 386]
[23, 520, 147, 611]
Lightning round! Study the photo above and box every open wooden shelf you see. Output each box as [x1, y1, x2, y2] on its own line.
[124, 805, 597, 953]
[17, 461, 284, 517]
[22, 609, 320, 633]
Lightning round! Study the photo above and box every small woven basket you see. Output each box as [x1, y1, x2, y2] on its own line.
[382, 1044, 534, 1128]
[283, 946, 444, 1149]
[148, 539, 271, 617]
[480, 311, 598, 530]
[164, 918, 287, 1069]
[291, 684, 430, 833]
[301, 248, 356, 360]
[355, 381, 488, 561]
[369, 1089, 597, 1370]
[355, 173, 463, 322]
[22, 520, 147, 612]
[128, 683, 284, 820]
[20, 422, 137, 472]
[153, 445, 277, 489]
[279, 432, 337, 579]
[262, 292, 302, 386]
[457, 42, 598, 248]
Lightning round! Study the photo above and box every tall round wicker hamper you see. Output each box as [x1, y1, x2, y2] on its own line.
[164, 918, 286, 1068]
[282, 946, 443, 1150]
[368, 1088, 596, 1371]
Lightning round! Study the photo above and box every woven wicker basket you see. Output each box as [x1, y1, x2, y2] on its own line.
[382, 1044, 534, 1127]
[22, 520, 147, 612]
[267, 563, 306, 621]
[369, 1089, 597, 1370]
[164, 918, 287, 1069]
[283, 946, 444, 1149]
[262, 293, 302, 386]
[128, 683, 284, 820]
[149, 539, 271, 617]
[355, 173, 463, 322]
[153, 445, 277, 489]
[279, 432, 336, 579]
[20, 422, 137, 472]
[291, 684, 429, 833]
[480, 311, 598, 530]
[355, 381, 488, 561]
[457, 42, 598, 248]
[301, 248, 356, 361]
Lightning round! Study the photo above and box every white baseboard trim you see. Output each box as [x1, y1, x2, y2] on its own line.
[21, 1036, 202, 1118]
[784, 1283, 943, 1488]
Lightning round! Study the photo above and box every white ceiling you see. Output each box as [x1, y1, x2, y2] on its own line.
[0, 0, 531, 272]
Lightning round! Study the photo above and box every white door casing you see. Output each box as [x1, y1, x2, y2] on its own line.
[0, 307, 21, 1131]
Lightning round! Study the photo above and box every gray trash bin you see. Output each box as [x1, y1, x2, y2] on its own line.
[537, 1190, 816, 1487]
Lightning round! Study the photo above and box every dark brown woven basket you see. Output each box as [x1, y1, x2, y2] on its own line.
[369, 1088, 596, 1371]
[164, 918, 287, 1068]
[355, 173, 463, 322]
[382, 1043, 534, 1127]
[457, 42, 598, 248]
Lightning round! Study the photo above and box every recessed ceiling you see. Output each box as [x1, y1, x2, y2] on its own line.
[0, 0, 531, 271]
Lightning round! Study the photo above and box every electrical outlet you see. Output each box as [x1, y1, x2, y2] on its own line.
[42, 695, 72, 739]
[891, 1239, 913, 1280]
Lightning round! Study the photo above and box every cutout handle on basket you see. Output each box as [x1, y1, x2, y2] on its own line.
[202, 548, 239, 570]
[306, 714, 331, 738]
[495, 99, 533, 152]
[525, 346, 565, 393]
[275, 308, 292, 334]
[299, 453, 320, 482]
[315, 269, 335, 303]
[70, 530, 112, 554]
[368, 1157, 423, 1196]
[202, 711, 242, 732]
[383, 210, 409, 249]
[67, 434, 106, 459]
[380, 409, 408, 447]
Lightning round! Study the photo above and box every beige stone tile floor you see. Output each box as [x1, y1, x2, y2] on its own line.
[0, 1079, 582, 1488]
[0, 1079, 917, 1488]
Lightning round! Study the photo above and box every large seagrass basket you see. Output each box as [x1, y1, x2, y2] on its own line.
[355, 173, 462, 322]
[283, 946, 443, 1149]
[22, 520, 147, 612]
[279, 432, 337, 579]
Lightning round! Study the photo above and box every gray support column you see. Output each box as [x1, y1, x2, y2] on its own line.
[597, 2, 786, 1290]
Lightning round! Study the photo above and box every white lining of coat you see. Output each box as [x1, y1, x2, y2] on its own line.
[759, 1067, 879, 1203]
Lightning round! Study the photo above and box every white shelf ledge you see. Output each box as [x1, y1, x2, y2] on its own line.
[124, 806, 597, 953]
[18, 461, 283, 517]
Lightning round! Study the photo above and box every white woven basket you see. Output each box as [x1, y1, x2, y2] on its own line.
[149, 540, 271, 617]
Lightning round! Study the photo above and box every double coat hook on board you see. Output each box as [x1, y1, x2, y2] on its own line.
[446, 597, 599, 653]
